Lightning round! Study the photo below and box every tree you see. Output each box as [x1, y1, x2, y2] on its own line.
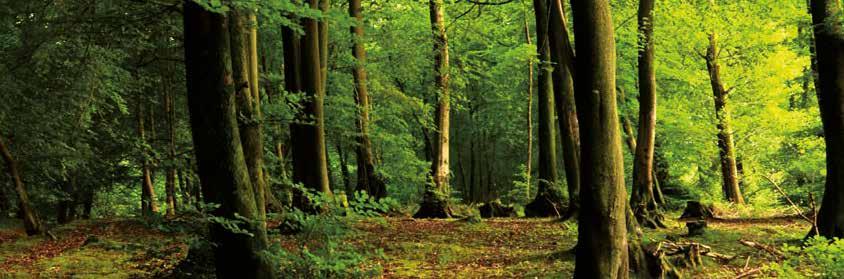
[705, 33, 745, 204]
[630, 0, 665, 228]
[548, 0, 581, 219]
[287, 0, 332, 210]
[0, 135, 43, 236]
[809, 0, 844, 238]
[182, 2, 274, 277]
[414, 0, 452, 219]
[231, 8, 268, 234]
[522, 11, 534, 202]
[137, 94, 158, 216]
[570, 0, 630, 277]
[524, 0, 562, 218]
[349, 0, 387, 199]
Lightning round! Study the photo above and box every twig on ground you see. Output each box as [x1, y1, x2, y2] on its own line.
[733, 267, 763, 279]
[739, 239, 784, 260]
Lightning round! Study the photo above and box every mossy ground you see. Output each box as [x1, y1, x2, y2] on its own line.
[0, 212, 809, 278]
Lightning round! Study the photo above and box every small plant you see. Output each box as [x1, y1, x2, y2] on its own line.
[769, 236, 844, 278]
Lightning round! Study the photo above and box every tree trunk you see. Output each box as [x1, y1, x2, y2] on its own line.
[705, 33, 744, 204]
[58, 174, 77, 224]
[570, 0, 630, 277]
[809, 0, 844, 238]
[548, 0, 581, 219]
[182, 2, 275, 278]
[137, 94, 158, 216]
[177, 169, 191, 209]
[525, 0, 563, 218]
[165, 85, 178, 217]
[414, 0, 452, 219]
[288, 0, 332, 211]
[336, 143, 353, 194]
[231, 8, 268, 231]
[523, 10, 534, 202]
[0, 177, 10, 213]
[630, 0, 665, 229]
[0, 135, 43, 236]
[350, 0, 387, 199]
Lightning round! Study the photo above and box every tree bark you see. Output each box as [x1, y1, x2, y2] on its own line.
[165, 83, 177, 217]
[414, 0, 452, 218]
[137, 94, 158, 216]
[350, 0, 387, 199]
[182, 2, 275, 278]
[525, 0, 562, 218]
[548, 0, 581, 219]
[630, 0, 665, 228]
[288, 0, 332, 211]
[0, 135, 43, 236]
[705, 33, 745, 204]
[809, 0, 844, 238]
[570, 0, 630, 277]
[231, 8, 268, 230]
[523, 13, 534, 202]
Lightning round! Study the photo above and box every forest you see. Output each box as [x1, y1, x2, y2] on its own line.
[1, 0, 844, 278]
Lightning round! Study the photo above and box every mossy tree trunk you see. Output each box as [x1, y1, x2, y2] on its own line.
[548, 0, 581, 219]
[231, 8, 268, 234]
[525, 0, 563, 218]
[630, 0, 665, 229]
[350, 0, 387, 199]
[809, 0, 844, 238]
[414, 0, 452, 219]
[182, 2, 275, 277]
[705, 33, 745, 205]
[570, 0, 630, 277]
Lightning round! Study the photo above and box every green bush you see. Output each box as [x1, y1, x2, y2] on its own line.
[769, 236, 844, 278]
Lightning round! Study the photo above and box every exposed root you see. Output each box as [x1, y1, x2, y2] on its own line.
[524, 189, 564, 218]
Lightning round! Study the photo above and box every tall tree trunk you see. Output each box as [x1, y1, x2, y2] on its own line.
[0, 135, 43, 236]
[548, 0, 581, 219]
[182, 2, 275, 277]
[630, 0, 665, 228]
[570, 0, 630, 277]
[523, 9, 534, 203]
[288, 0, 332, 211]
[414, 0, 452, 218]
[705, 33, 744, 204]
[350, 0, 387, 199]
[165, 83, 178, 217]
[177, 168, 191, 209]
[809, 0, 844, 238]
[525, 0, 562, 218]
[137, 95, 158, 216]
[231, 9, 268, 229]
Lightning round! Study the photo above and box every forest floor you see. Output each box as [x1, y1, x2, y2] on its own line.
[0, 212, 810, 278]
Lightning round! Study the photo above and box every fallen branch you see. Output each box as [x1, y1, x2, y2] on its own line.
[761, 174, 817, 232]
[733, 267, 762, 279]
[739, 239, 783, 260]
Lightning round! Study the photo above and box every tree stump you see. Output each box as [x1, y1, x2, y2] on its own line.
[479, 201, 517, 218]
[679, 201, 713, 236]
